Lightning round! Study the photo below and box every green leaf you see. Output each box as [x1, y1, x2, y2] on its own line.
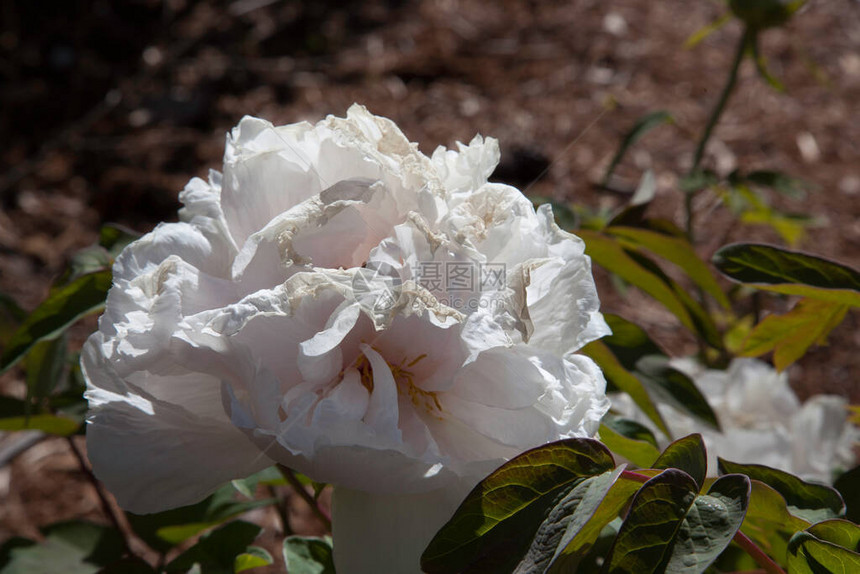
[745, 170, 811, 199]
[283, 536, 335, 574]
[594, 314, 719, 431]
[127, 484, 276, 552]
[713, 243, 860, 307]
[745, 479, 811, 533]
[625, 249, 724, 349]
[718, 459, 845, 523]
[99, 223, 140, 255]
[421, 439, 616, 573]
[0, 293, 25, 347]
[0, 521, 125, 574]
[231, 466, 286, 498]
[581, 340, 669, 436]
[579, 230, 699, 334]
[663, 474, 751, 574]
[635, 355, 721, 431]
[165, 521, 261, 574]
[234, 546, 273, 572]
[599, 421, 661, 469]
[806, 519, 860, 551]
[740, 298, 849, 370]
[685, 13, 732, 48]
[546, 475, 644, 573]
[653, 434, 708, 490]
[603, 111, 673, 186]
[788, 530, 860, 574]
[834, 466, 860, 524]
[0, 413, 80, 435]
[25, 333, 69, 408]
[603, 469, 699, 573]
[608, 226, 730, 309]
[513, 467, 625, 574]
[1, 271, 112, 373]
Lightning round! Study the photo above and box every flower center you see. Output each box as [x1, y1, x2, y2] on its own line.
[353, 350, 443, 416]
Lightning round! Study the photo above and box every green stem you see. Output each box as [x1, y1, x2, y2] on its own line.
[687, 27, 752, 240]
[622, 470, 786, 574]
[277, 464, 332, 532]
[692, 27, 751, 172]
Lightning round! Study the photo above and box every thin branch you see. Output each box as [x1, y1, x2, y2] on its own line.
[66, 436, 135, 557]
[276, 464, 332, 532]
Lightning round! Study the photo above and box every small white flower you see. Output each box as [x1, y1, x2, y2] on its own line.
[613, 358, 858, 483]
[84, 105, 610, 573]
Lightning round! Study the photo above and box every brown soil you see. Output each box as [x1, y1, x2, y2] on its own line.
[1, 0, 858, 568]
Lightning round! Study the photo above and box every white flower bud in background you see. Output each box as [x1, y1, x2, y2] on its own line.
[612, 358, 858, 484]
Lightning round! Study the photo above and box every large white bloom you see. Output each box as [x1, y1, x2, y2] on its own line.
[83, 105, 611, 573]
[613, 358, 858, 484]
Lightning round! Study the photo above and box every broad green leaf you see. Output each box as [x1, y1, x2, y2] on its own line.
[0, 271, 112, 373]
[625, 250, 723, 349]
[635, 356, 721, 431]
[603, 469, 699, 573]
[745, 170, 811, 199]
[603, 415, 659, 448]
[653, 434, 707, 490]
[806, 520, 860, 551]
[744, 479, 811, 533]
[0, 521, 125, 574]
[549, 475, 645, 571]
[0, 293, 25, 346]
[596, 314, 718, 430]
[25, 333, 68, 408]
[165, 520, 261, 574]
[718, 459, 845, 523]
[579, 231, 698, 334]
[0, 414, 80, 435]
[127, 484, 275, 552]
[608, 226, 730, 309]
[834, 466, 860, 524]
[283, 536, 335, 574]
[663, 474, 751, 574]
[513, 467, 625, 574]
[421, 439, 615, 573]
[234, 546, 273, 572]
[740, 298, 849, 371]
[602, 111, 673, 185]
[788, 530, 860, 574]
[599, 421, 660, 469]
[713, 243, 860, 307]
[581, 340, 669, 435]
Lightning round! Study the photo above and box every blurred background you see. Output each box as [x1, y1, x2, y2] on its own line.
[1, 0, 859, 566]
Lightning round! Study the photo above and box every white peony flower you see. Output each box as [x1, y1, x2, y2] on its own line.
[612, 358, 859, 483]
[83, 105, 611, 573]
